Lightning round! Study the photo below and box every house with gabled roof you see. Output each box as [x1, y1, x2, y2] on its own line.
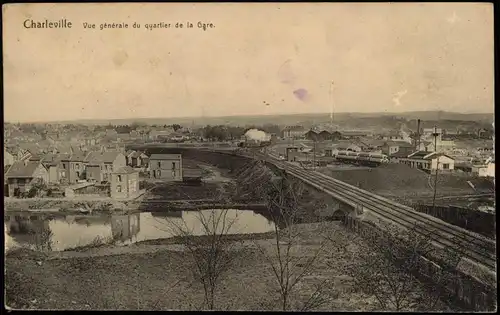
[125, 150, 136, 166]
[34, 153, 65, 184]
[5, 160, 49, 197]
[57, 150, 88, 184]
[84, 151, 127, 182]
[129, 150, 148, 167]
[381, 140, 415, 157]
[398, 151, 455, 172]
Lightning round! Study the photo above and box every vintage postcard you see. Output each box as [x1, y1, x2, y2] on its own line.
[3, 2, 495, 312]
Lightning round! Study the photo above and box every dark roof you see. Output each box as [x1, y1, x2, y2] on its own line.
[407, 151, 432, 159]
[85, 151, 123, 164]
[5, 161, 44, 178]
[150, 154, 181, 160]
[425, 152, 455, 160]
[126, 150, 136, 156]
[406, 151, 454, 160]
[113, 166, 138, 174]
[129, 151, 142, 158]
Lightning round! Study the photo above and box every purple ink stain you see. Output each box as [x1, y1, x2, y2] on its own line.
[293, 88, 309, 101]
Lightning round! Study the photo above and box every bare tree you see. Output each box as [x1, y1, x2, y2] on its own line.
[255, 174, 333, 311]
[159, 187, 246, 310]
[344, 220, 462, 311]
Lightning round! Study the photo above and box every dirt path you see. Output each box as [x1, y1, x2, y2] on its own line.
[198, 164, 232, 182]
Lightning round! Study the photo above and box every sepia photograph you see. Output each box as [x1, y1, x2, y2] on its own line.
[3, 2, 496, 311]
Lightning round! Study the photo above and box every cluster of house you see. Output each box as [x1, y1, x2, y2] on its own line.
[3, 146, 152, 199]
[275, 126, 495, 177]
[3, 143, 207, 199]
[4, 124, 196, 153]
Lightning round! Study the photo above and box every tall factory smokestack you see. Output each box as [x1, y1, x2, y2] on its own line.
[416, 119, 421, 150]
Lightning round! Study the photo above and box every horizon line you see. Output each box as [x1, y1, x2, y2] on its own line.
[5, 110, 495, 125]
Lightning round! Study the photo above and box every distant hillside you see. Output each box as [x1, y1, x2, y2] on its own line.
[9, 110, 494, 127]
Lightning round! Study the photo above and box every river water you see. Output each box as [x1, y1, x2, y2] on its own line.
[4, 209, 275, 252]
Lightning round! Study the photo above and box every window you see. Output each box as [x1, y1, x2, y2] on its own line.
[76, 164, 80, 170]
[63, 164, 66, 169]
[442, 163, 449, 170]
[157, 161, 161, 168]
[117, 175, 122, 182]
[117, 185, 122, 192]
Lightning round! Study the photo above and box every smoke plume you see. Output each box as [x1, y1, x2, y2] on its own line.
[245, 129, 271, 142]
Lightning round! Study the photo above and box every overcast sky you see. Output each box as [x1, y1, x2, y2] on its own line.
[3, 3, 494, 122]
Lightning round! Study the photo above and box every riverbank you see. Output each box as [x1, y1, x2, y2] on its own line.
[4, 180, 235, 213]
[5, 221, 380, 311]
[5, 221, 452, 311]
[4, 198, 134, 213]
[4, 198, 265, 214]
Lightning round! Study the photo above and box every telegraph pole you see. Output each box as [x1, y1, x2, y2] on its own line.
[313, 140, 316, 171]
[431, 126, 440, 211]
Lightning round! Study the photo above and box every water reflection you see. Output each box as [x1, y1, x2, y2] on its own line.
[4, 209, 275, 252]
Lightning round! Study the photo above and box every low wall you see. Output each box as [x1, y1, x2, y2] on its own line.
[412, 204, 495, 239]
[343, 215, 496, 311]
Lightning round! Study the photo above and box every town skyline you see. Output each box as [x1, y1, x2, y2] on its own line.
[4, 109, 495, 125]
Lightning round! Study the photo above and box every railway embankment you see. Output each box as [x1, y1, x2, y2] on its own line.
[254, 154, 496, 312]
[343, 215, 496, 312]
[410, 204, 495, 239]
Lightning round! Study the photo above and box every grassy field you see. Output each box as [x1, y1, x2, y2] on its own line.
[318, 163, 494, 202]
[5, 222, 398, 311]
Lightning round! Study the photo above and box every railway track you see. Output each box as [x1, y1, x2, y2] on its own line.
[252, 151, 496, 271]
